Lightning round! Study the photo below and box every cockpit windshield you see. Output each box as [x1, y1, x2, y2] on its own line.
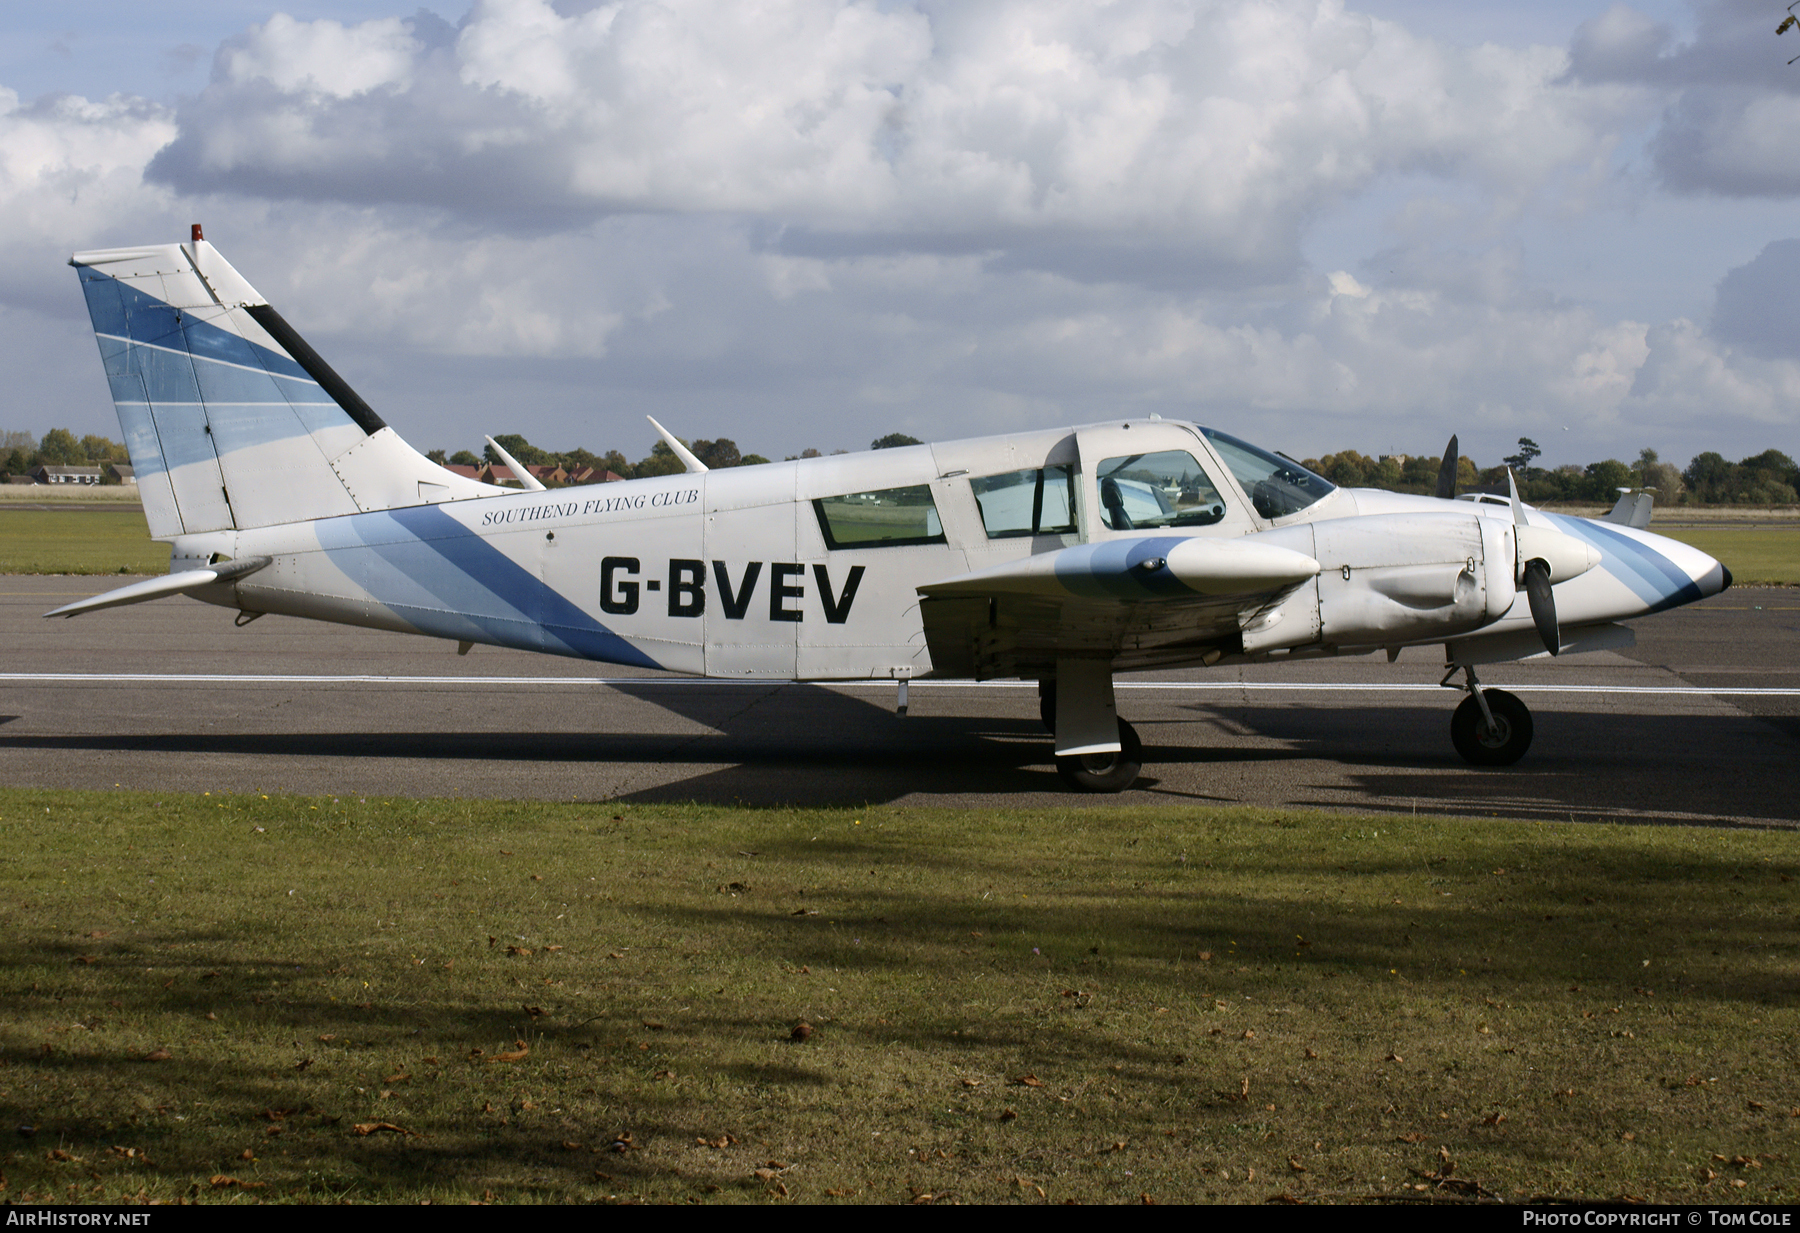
[1199, 427, 1335, 520]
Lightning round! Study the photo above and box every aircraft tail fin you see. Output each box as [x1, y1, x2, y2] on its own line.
[1603, 490, 1654, 529]
[71, 229, 500, 539]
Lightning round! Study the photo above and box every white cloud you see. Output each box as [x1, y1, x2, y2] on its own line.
[6, 0, 1798, 468]
[219, 12, 419, 99]
[139, 0, 1637, 263]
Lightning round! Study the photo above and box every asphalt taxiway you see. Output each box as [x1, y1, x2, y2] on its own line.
[3, 576, 1796, 825]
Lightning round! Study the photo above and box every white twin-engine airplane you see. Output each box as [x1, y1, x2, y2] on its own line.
[56, 229, 1732, 791]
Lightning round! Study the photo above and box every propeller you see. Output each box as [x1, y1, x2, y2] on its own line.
[1505, 467, 1601, 657]
[1434, 435, 1459, 501]
[1522, 558, 1558, 657]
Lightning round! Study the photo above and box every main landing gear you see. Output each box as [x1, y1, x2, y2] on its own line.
[1057, 718, 1143, 792]
[1039, 670, 1144, 793]
[1445, 664, 1533, 766]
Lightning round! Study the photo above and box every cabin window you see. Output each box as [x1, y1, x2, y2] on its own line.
[1094, 451, 1229, 531]
[813, 484, 946, 549]
[970, 465, 1078, 538]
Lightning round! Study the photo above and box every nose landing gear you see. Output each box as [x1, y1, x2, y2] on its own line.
[1445, 664, 1533, 766]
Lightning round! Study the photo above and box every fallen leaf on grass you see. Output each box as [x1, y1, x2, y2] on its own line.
[351, 1122, 412, 1137]
[143, 1048, 171, 1062]
[1011, 1073, 1044, 1087]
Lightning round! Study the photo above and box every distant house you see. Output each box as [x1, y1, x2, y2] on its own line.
[106, 463, 135, 485]
[32, 465, 103, 485]
[441, 464, 483, 481]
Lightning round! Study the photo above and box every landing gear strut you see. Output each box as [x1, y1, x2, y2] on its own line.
[1445, 665, 1533, 766]
[1046, 660, 1142, 792]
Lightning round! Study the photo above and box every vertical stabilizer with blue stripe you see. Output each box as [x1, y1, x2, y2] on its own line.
[72, 237, 500, 540]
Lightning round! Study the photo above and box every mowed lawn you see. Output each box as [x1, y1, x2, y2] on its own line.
[1, 794, 1797, 1205]
[0, 509, 161, 575]
[1652, 524, 1800, 587]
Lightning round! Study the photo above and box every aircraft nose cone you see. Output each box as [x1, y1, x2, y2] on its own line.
[1696, 557, 1732, 597]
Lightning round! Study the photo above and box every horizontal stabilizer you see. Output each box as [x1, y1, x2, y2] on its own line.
[45, 556, 272, 619]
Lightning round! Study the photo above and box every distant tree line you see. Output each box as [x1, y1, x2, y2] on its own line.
[2, 427, 926, 486]
[1, 428, 131, 480]
[1302, 439, 1800, 505]
[425, 431, 924, 482]
[426, 433, 775, 483]
[34, 422, 1781, 506]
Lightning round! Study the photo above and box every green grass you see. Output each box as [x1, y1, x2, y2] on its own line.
[1653, 525, 1800, 586]
[2, 793, 1798, 1204]
[0, 510, 160, 575]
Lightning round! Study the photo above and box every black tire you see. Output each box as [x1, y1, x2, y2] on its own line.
[1038, 679, 1056, 733]
[1056, 718, 1143, 793]
[1451, 689, 1533, 766]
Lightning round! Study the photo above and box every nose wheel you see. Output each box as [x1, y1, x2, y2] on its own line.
[1445, 666, 1533, 766]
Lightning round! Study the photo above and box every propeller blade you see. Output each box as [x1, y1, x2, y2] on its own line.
[1435, 435, 1459, 501]
[1523, 558, 1559, 656]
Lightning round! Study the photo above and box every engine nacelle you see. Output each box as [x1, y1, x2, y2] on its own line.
[1239, 514, 1517, 653]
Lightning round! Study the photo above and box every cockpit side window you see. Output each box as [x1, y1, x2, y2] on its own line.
[813, 484, 946, 549]
[1093, 450, 1228, 531]
[1198, 427, 1335, 520]
[970, 466, 1078, 538]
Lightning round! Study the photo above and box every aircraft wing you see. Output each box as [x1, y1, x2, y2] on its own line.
[916, 535, 1321, 678]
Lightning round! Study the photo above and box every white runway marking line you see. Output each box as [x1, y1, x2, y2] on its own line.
[2, 673, 1798, 697]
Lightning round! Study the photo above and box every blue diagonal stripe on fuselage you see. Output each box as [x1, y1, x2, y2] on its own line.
[1543, 512, 1702, 614]
[314, 504, 661, 668]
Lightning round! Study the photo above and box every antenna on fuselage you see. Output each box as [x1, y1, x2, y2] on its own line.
[485, 436, 547, 492]
[646, 416, 708, 474]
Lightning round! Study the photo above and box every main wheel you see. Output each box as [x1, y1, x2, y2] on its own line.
[1056, 718, 1143, 793]
[1451, 688, 1533, 766]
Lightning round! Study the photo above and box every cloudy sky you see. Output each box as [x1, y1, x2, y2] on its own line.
[5, 0, 1798, 470]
